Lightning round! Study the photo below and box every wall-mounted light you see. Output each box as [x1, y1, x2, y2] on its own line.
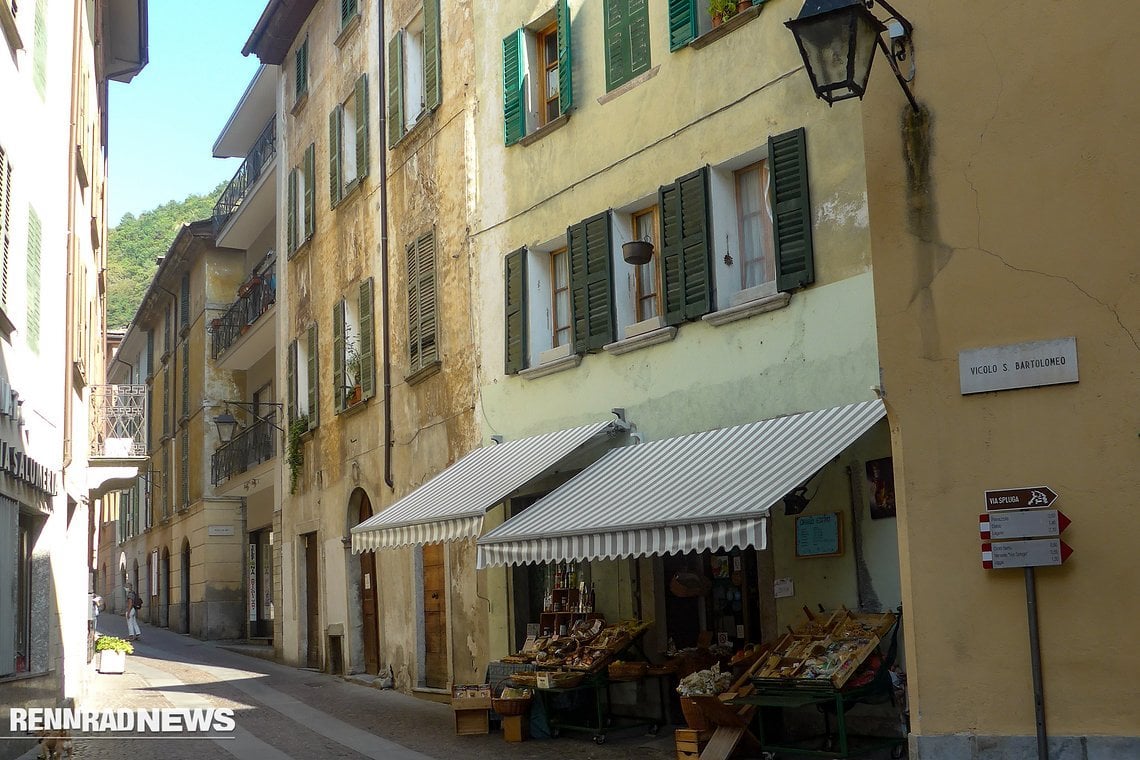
[212, 411, 241, 443]
[786, 0, 917, 111]
[211, 400, 285, 445]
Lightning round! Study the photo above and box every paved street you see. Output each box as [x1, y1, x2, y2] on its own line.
[16, 614, 677, 760]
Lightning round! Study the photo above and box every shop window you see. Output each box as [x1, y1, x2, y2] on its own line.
[664, 548, 761, 650]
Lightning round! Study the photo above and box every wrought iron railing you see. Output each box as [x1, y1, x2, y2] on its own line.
[211, 262, 276, 359]
[211, 412, 278, 486]
[90, 385, 148, 458]
[212, 118, 277, 236]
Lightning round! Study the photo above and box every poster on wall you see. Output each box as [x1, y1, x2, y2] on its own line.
[865, 457, 897, 520]
[248, 543, 257, 622]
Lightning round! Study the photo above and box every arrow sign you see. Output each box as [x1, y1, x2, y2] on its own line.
[980, 509, 1070, 540]
[985, 486, 1058, 511]
[982, 539, 1073, 569]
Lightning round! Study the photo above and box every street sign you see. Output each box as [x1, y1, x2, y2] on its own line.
[980, 509, 1070, 540]
[985, 486, 1058, 511]
[981, 539, 1073, 569]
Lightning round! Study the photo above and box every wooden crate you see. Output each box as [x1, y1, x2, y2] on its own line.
[452, 696, 491, 736]
[675, 727, 712, 759]
[502, 714, 528, 742]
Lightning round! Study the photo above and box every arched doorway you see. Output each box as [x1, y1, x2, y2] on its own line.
[355, 492, 379, 674]
[180, 540, 190, 634]
[160, 548, 170, 628]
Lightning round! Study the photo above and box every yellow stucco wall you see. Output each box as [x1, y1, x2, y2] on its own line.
[858, 2, 1140, 741]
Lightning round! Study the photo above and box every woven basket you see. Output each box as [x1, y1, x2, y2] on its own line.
[608, 661, 649, 680]
[540, 671, 585, 689]
[492, 697, 532, 716]
[508, 673, 538, 688]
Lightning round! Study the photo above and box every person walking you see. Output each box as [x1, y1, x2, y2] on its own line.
[91, 593, 103, 634]
[125, 585, 142, 641]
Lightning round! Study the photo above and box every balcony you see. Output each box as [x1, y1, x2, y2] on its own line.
[88, 384, 149, 499]
[211, 262, 276, 370]
[212, 118, 277, 248]
[211, 412, 278, 486]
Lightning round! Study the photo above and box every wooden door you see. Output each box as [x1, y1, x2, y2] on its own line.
[359, 497, 380, 674]
[422, 543, 447, 688]
[305, 534, 321, 669]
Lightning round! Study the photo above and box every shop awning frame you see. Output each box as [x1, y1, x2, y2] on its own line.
[350, 420, 625, 553]
[476, 399, 887, 568]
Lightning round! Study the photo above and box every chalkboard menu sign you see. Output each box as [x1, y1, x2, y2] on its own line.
[795, 512, 843, 558]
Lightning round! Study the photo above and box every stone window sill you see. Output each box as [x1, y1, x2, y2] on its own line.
[334, 13, 362, 48]
[290, 92, 309, 117]
[689, 4, 763, 51]
[604, 325, 677, 356]
[519, 353, 581, 380]
[406, 360, 442, 386]
[597, 66, 660, 106]
[519, 114, 570, 147]
[702, 291, 791, 327]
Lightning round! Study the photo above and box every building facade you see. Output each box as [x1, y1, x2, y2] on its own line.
[852, 2, 1140, 757]
[0, 2, 146, 757]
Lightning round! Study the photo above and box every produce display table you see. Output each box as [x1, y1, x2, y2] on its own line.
[728, 680, 905, 758]
[534, 670, 664, 745]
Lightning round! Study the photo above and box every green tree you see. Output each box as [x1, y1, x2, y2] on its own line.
[106, 182, 226, 330]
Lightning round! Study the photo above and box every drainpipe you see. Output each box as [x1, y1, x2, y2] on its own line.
[377, 1, 394, 489]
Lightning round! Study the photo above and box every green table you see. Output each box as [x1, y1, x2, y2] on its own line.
[535, 671, 663, 745]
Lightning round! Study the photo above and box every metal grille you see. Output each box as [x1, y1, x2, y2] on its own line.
[89, 384, 147, 457]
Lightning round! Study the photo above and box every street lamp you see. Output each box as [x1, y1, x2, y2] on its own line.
[211, 401, 285, 444]
[212, 411, 241, 443]
[786, 0, 917, 111]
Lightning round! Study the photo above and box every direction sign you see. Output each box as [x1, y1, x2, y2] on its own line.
[982, 539, 1072, 569]
[980, 509, 1070, 540]
[985, 486, 1058, 511]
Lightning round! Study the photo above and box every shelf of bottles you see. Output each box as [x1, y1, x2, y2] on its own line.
[539, 562, 602, 637]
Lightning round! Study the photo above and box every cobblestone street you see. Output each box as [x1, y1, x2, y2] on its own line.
[13, 614, 675, 760]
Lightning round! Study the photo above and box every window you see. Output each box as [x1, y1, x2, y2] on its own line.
[332, 279, 376, 412]
[181, 340, 189, 418]
[502, 0, 573, 145]
[406, 230, 439, 374]
[603, 0, 650, 92]
[25, 206, 40, 352]
[387, 0, 441, 146]
[162, 365, 170, 437]
[667, 0, 718, 50]
[294, 36, 309, 103]
[287, 325, 319, 429]
[329, 76, 369, 206]
[339, 0, 359, 30]
[736, 162, 775, 291]
[550, 247, 570, 347]
[180, 429, 189, 509]
[287, 144, 315, 254]
[161, 444, 169, 520]
[632, 206, 660, 321]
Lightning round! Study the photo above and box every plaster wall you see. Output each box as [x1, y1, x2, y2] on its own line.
[857, 1, 1140, 746]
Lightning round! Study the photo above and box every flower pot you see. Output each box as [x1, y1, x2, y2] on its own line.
[98, 649, 126, 674]
[712, 12, 724, 27]
[349, 385, 362, 405]
[737, 0, 752, 11]
[622, 240, 654, 266]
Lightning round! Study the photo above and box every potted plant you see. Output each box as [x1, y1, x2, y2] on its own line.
[345, 339, 364, 405]
[95, 635, 133, 674]
[288, 416, 308, 494]
[709, 0, 737, 26]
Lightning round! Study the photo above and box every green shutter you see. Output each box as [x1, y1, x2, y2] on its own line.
[504, 248, 528, 374]
[287, 167, 297, 253]
[359, 278, 375, 399]
[567, 211, 614, 353]
[287, 340, 297, 424]
[180, 274, 190, 327]
[770, 128, 815, 292]
[628, 0, 651, 78]
[387, 32, 405, 147]
[25, 207, 41, 352]
[303, 144, 315, 239]
[33, 0, 47, 99]
[416, 231, 439, 366]
[306, 324, 319, 429]
[329, 108, 342, 206]
[181, 341, 189, 417]
[502, 30, 525, 146]
[603, 0, 628, 92]
[424, 0, 441, 110]
[557, 0, 573, 114]
[0, 148, 11, 311]
[405, 240, 420, 367]
[659, 167, 711, 325]
[333, 300, 346, 411]
[668, 0, 698, 50]
[354, 75, 369, 180]
[340, 0, 357, 28]
[295, 39, 308, 100]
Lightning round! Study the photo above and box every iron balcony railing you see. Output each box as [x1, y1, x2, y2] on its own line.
[211, 411, 278, 486]
[212, 118, 277, 237]
[211, 262, 276, 359]
[90, 385, 148, 458]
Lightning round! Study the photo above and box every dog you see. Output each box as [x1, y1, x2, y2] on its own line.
[36, 728, 73, 760]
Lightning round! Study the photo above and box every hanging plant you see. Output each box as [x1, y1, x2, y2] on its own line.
[288, 416, 309, 494]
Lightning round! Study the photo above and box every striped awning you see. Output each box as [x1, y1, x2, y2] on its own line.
[476, 399, 886, 567]
[351, 420, 623, 552]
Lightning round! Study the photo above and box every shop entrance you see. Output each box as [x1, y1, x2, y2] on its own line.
[248, 529, 274, 639]
[358, 495, 379, 674]
[664, 547, 761, 649]
[421, 543, 447, 688]
[303, 533, 321, 669]
[180, 541, 190, 633]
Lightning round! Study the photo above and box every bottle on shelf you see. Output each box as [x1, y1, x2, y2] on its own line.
[567, 563, 577, 590]
[554, 564, 563, 590]
[588, 582, 596, 613]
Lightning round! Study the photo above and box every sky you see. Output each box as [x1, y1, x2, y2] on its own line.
[107, 1, 266, 226]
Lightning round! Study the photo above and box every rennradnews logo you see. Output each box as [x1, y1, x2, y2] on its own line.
[11, 708, 236, 734]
